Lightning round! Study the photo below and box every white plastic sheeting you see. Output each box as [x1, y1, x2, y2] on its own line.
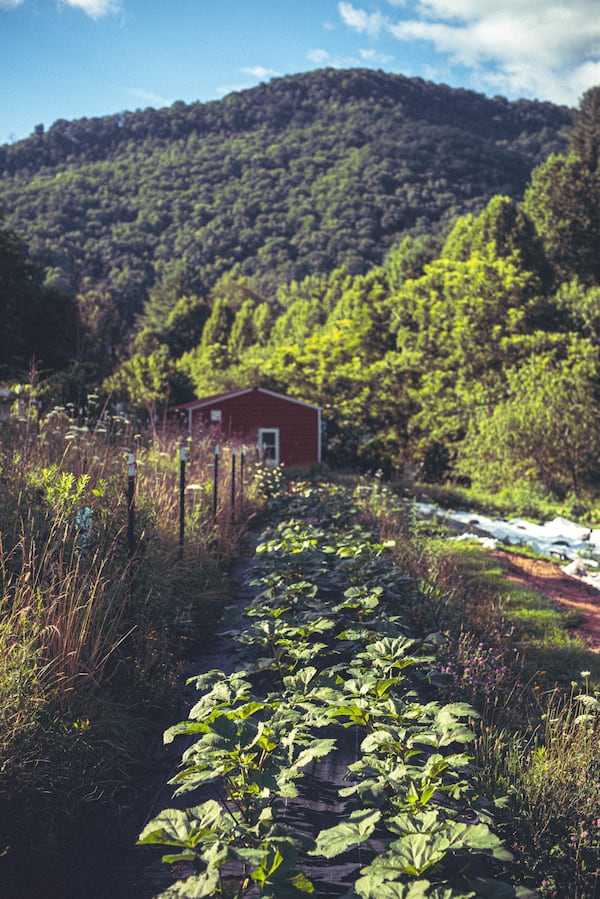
[416, 502, 600, 590]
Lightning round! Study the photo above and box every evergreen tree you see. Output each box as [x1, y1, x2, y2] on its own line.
[524, 89, 600, 287]
[523, 153, 600, 286]
[569, 86, 600, 173]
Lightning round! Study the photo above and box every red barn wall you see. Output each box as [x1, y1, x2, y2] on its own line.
[189, 391, 320, 467]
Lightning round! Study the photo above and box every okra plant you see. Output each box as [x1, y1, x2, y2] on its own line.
[139, 483, 535, 898]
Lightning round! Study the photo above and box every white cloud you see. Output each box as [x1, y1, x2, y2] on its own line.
[217, 83, 253, 97]
[359, 48, 393, 64]
[338, 1, 387, 36]
[308, 46, 382, 70]
[0, 0, 121, 15]
[61, 0, 121, 18]
[308, 48, 332, 64]
[240, 66, 280, 80]
[126, 87, 172, 106]
[393, 2, 600, 69]
[342, 1, 600, 105]
[415, 0, 562, 18]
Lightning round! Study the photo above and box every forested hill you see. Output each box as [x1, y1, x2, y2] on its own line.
[0, 68, 570, 319]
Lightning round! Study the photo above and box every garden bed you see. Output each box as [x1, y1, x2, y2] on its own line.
[140, 482, 532, 898]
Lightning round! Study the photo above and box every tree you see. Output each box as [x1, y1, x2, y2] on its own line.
[234, 316, 410, 472]
[383, 234, 440, 291]
[0, 223, 77, 378]
[228, 299, 258, 359]
[554, 280, 600, 343]
[569, 86, 600, 173]
[199, 297, 234, 351]
[0, 70, 569, 318]
[456, 338, 600, 498]
[442, 195, 551, 289]
[523, 89, 600, 288]
[163, 294, 211, 357]
[103, 345, 190, 434]
[390, 249, 543, 479]
[76, 288, 124, 379]
[252, 302, 274, 346]
[523, 153, 600, 286]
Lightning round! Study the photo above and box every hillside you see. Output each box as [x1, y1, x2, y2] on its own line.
[0, 68, 570, 321]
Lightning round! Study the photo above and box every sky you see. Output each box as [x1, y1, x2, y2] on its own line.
[2, 0, 600, 146]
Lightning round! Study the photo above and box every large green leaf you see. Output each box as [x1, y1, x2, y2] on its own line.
[310, 808, 381, 858]
[353, 873, 437, 898]
[389, 822, 513, 868]
[157, 866, 221, 898]
[360, 729, 398, 753]
[386, 832, 447, 875]
[387, 809, 447, 836]
[138, 800, 227, 847]
[293, 738, 337, 769]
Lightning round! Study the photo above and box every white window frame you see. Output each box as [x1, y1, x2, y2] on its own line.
[258, 428, 280, 466]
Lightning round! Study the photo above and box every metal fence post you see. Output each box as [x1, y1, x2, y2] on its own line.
[179, 446, 186, 558]
[127, 453, 136, 558]
[231, 446, 236, 523]
[240, 444, 246, 502]
[213, 444, 219, 521]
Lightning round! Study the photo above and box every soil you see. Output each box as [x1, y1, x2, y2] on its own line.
[489, 549, 600, 652]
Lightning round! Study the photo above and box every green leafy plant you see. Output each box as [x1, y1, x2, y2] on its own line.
[141, 483, 525, 898]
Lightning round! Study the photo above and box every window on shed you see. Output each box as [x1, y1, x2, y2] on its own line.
[258, 428, 279, 466]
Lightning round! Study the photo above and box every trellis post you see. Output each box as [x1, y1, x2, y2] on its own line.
[179, 446, 186, 558]
[231, 446, 236, 522]
[240, 444, 246, 502]
[213, 444, 219, 521]
[127, 453, 136, 558]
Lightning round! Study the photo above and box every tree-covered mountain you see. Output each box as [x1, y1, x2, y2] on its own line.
[0, 68, 570, 323]
[8, 68, 600, 506]
[101, 83, 600, 504]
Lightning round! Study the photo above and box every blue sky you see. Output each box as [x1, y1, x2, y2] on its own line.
[2, 0, 600, 146]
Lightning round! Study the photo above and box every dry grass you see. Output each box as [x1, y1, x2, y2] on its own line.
[0, 410, 268, 882]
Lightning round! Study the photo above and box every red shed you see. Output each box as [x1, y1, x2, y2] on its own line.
[173, 387, 322, 467]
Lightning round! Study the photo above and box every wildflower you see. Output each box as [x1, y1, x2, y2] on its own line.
[581, 670, 591, 679]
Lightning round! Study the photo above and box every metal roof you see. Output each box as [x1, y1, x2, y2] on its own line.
[172, 386, 321, 412]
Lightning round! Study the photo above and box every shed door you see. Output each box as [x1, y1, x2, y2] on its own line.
[258, 428, 280, 466]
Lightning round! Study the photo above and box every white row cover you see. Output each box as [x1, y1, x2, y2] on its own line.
[415, 503, 600, 590]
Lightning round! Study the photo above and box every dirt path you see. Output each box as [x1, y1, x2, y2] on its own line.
[489, 549, 600, 652]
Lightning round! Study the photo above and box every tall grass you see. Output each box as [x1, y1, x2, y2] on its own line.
[355, 473, 600, 897]
[477, 683, 600, 898]
[0, 408, 268, 890]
